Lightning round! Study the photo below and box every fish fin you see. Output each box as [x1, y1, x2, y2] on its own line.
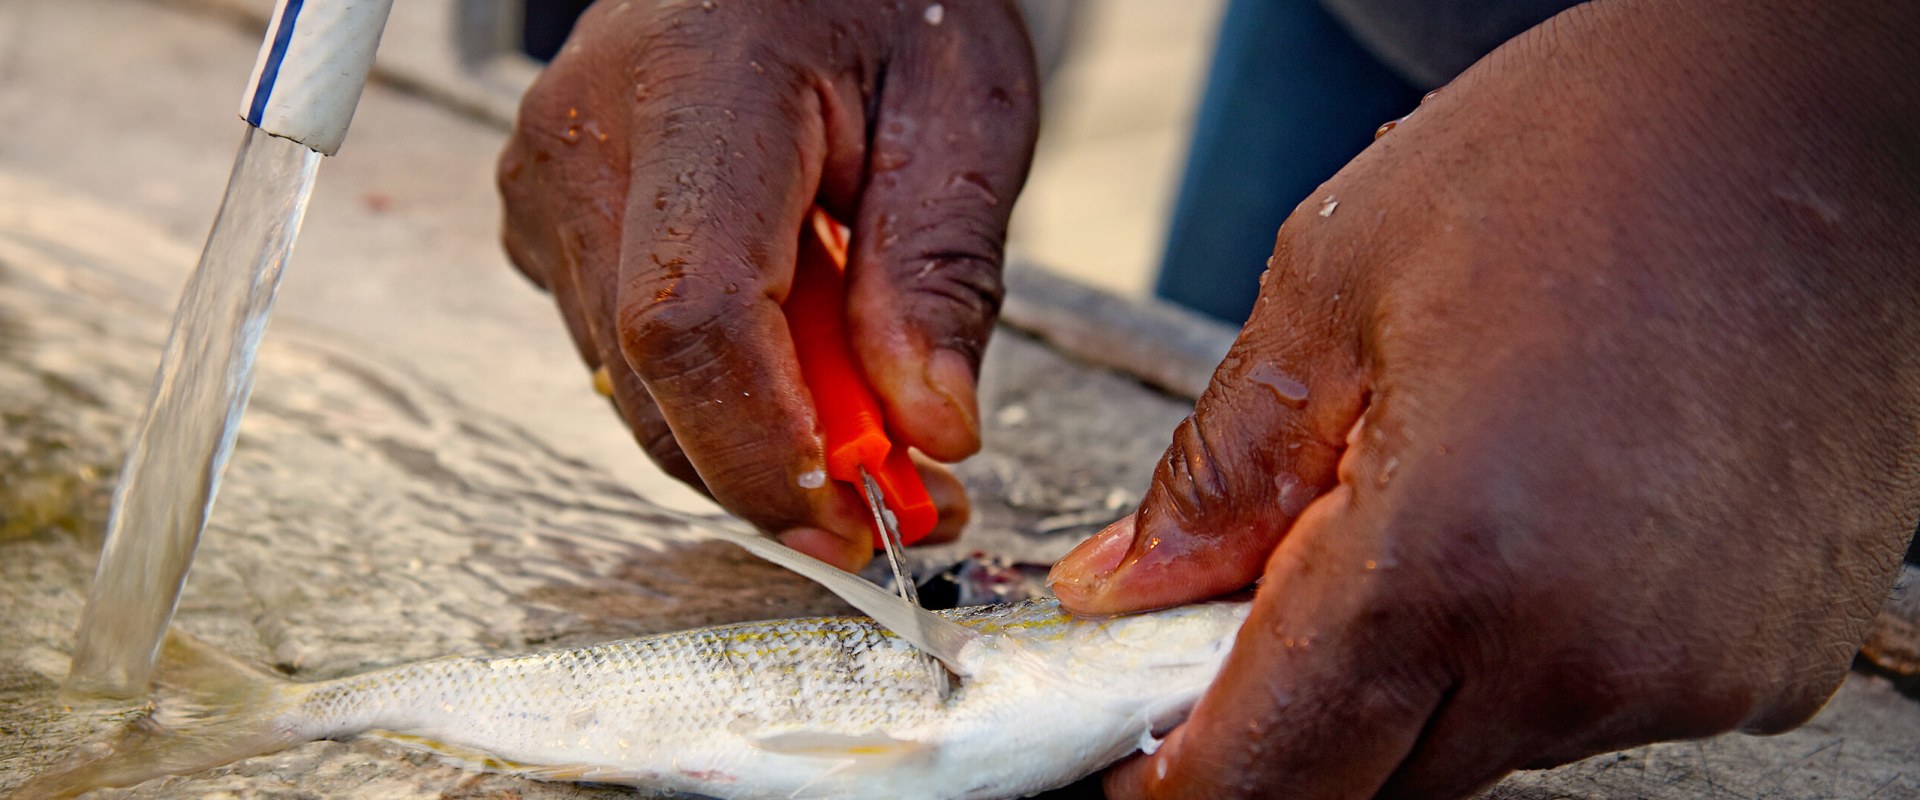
[745, 730, 929, 762]
[663, 510, 981, 673]
[13, 630, 301, 800]
[364, 731, 644, 783]
[364, 730, 545, 773]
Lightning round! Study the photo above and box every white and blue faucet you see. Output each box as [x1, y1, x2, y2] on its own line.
[240, 0, 395, 155]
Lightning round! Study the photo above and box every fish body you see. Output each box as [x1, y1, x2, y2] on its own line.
[21, 597, 1249, 800]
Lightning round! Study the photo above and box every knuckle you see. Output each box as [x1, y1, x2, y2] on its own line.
[615, 275, 743, 378]
[638, 425, 695, 482]
[1142, 395, 1321, 538]
[513, 65, 586, 145]
[1144, 414, 1237, 529]
[499, 223, 551, 290]
[495, 141, 532, 199]
[895, 251, 1004, 355]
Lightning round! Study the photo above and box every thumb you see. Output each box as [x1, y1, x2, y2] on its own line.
[844, 2, 1040, 463]
[1050, 284, 1367, 616]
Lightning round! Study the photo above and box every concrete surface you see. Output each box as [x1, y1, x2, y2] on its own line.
[1, 1, 1917, 798]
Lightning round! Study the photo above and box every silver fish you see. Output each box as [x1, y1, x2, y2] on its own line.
[17, 598, 1247, 800]
[17, 525, 1248, 799]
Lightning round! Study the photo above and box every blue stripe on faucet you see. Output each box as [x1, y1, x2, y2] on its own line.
[246, 0, 306, 126]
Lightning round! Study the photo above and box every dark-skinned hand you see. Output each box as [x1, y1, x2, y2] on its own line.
[1050, 0, 1920, 797]
[498, 0, 1038, 569]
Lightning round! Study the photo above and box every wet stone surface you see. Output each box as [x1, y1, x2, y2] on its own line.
[0, 186, 852, 798]
[5, 176, 1920, 800]
[0, 171, 1195, 798]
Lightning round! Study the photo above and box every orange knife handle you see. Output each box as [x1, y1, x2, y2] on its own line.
[784, 209, 936, 546]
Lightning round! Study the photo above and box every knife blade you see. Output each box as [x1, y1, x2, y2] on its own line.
[783, 207, 947, 695]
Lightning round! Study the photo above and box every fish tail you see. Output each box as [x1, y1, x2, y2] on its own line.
[13, 630, 305, 799]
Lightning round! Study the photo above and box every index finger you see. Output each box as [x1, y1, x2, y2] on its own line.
[613, 42, 873, 558]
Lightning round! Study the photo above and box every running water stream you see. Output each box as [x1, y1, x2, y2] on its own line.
[63, 128, 321, 701]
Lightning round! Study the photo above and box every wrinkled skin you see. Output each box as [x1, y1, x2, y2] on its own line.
[502, 0, 1920, 796]
[498, 0, 1038, 569]
[1047, 0, 1920, 797]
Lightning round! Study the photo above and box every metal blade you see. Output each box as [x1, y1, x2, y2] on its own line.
[859, 466, 920, 608]
[858, 466, 949, 699]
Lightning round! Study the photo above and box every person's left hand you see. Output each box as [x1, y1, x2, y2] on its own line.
[1049, 1, 1920, 797]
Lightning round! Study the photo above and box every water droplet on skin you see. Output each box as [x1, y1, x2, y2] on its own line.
[1154, 756, 1168, 781]
[1376, 101, 1423, 139]
[947, 172, 999, 206]
[1318, 195, 1338, 217]
[1422, 88, 1442, 104]
[797, 469, 826, 489]
[923, 2, 944, 25]
[1364, 559, 1377, 570]
[1247, 363, 1308, 409]
[653, 191, 668, 210]
[722, 283, 738, 294]
[1274, 472, 1310, 517]
[1377, 456, 1398, 487]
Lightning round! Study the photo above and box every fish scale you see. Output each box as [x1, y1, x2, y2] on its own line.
[295, 617, 941, 756]
[19, 597, 1248, 800]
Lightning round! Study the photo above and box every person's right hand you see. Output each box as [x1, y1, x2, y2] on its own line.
[497, 1, 1039, 569]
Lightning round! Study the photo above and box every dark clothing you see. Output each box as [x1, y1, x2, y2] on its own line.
[1157, 0, 1580, 325]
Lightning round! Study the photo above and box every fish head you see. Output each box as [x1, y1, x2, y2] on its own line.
[962, 598, 1252, 734]
[1047, 598, 1249, 678]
